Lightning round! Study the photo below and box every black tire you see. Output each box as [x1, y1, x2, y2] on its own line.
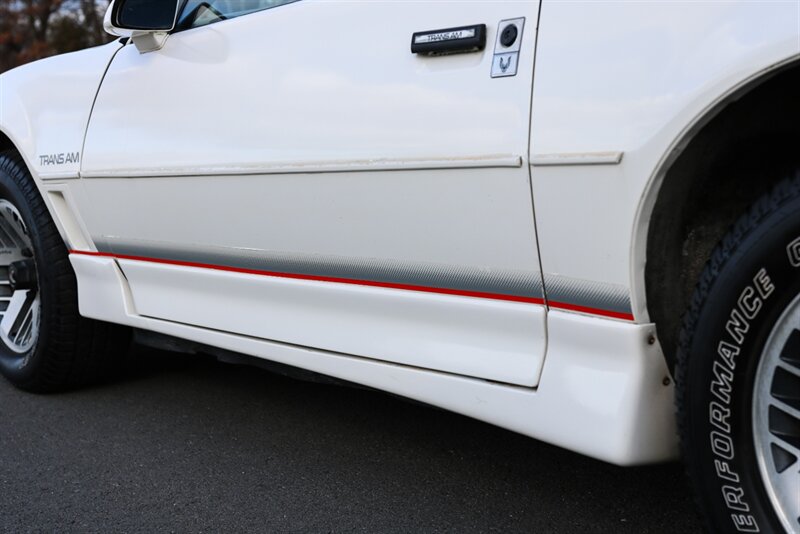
[0, 151, 130, 392]
[676, 172, 800, 533]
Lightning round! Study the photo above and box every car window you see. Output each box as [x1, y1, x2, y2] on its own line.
[176, 0, 297, 30]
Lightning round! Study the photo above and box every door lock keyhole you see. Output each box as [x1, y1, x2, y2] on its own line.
[500, 24, 518, 47]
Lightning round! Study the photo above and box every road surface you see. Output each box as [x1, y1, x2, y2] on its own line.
[0, 348, 702, 533]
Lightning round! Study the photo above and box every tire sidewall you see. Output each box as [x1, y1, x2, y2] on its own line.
[683, 197, 800, 533]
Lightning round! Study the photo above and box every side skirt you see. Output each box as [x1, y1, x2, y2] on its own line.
[70, 253, 678, 465]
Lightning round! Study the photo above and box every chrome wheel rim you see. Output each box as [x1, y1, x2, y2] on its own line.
[0, 199, 39, 354]
[753, 292, 800, 533]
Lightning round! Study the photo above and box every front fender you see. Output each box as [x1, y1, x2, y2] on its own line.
[0, 41, 123, 180]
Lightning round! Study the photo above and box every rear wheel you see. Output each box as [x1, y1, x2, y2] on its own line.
[677, 172, 800, 533]
[0, 152, 130, 392]
[753, 292, 800, 532]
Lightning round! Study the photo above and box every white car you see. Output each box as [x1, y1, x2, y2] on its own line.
[0, 1, 798, 531]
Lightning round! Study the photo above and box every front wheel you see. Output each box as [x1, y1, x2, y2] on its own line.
[0, 152, 130, 392]
[677, 173, 800, 533]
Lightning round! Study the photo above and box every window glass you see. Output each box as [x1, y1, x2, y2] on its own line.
[177, 0, 297, 30]
[118, 0, 177, 30]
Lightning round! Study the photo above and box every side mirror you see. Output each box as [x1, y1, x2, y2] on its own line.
[104, 0, 181, 53]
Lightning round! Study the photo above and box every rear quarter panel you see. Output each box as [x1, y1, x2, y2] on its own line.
[529, 2, 800, 320]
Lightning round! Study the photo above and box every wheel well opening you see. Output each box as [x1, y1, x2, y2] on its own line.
[0, 131, 16, 155]
[646, 63, 800, 371]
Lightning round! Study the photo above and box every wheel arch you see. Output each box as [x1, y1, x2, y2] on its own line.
[0, 130, 15, 154]
[0, 128, 41, 190]
[635, 57, 800, 371]
[0, 128, 30, 167]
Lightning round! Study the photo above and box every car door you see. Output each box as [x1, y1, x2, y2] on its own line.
[77, 0, 547, 387]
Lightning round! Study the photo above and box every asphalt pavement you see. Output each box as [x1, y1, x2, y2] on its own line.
[0, 347, 703, 533]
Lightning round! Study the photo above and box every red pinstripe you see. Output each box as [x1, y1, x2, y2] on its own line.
[69, 250, 635, 321]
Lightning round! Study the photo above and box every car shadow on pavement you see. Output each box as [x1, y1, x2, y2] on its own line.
[0, 344, 703, 533]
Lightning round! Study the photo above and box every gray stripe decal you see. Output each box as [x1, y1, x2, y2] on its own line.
[100, 238, 545, 299]
[96, 238, 633, 316]
[543, 274, 632, 315]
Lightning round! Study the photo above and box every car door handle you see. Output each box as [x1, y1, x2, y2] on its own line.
[411, 24, 486, 56]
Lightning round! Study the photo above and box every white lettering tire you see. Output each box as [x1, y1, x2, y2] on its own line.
[677, 172, 800, 533]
